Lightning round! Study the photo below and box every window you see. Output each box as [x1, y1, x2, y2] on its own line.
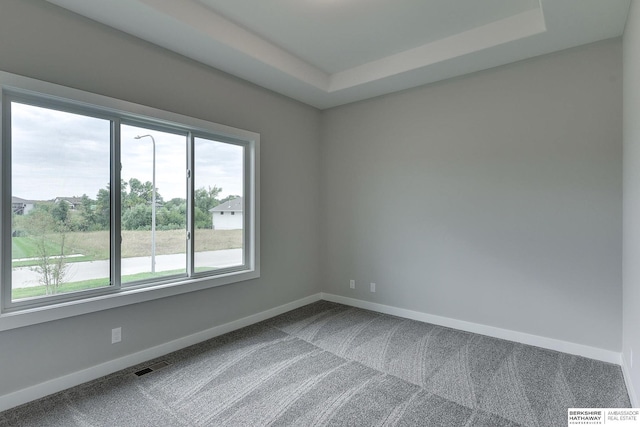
[10, 103, 112, 300]
[0, 71, 259, 329]
[120, 124, 187, 284]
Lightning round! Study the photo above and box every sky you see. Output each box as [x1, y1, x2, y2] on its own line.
[11, 102, 244, 202]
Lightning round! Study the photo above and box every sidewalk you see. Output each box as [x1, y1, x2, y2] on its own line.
[12, 249, 243, 288]
[13, 254, 85, 263]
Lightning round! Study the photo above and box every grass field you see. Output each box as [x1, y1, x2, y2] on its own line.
[12, 229, 242, 267]
[12, 270, 176, 300]
[12, 267, 214, 300]
[12, 236, 66, 260]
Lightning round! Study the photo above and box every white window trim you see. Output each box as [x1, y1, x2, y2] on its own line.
[0, 71, 260, 332]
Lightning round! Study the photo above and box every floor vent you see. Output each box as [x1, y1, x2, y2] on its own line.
[134, 360, 171, 377]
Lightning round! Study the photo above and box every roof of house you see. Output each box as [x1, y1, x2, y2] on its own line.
[55, 196, 84, 205]
[12, 196, 36, 204]
[210, 197, 243, 212]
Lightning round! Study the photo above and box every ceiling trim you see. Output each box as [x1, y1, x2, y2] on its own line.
[329, 7, 546, 92]
[45, 0, 630, 109]
[139, 0, 330, 91]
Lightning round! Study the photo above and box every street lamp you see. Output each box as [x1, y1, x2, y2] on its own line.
[134, 134, 156, 273]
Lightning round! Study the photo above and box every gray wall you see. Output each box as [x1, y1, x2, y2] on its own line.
[0, 0, 322, 395]
[321, 39, 623, 351]
[623, 0, 640, 403]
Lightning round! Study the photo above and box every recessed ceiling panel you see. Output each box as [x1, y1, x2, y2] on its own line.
[198, 0, 540, 73]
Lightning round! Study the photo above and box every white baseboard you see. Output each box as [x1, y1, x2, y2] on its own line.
[622, 352, 639, 407]
[0, 293, 322, 413]
[321, 293, 622, 365]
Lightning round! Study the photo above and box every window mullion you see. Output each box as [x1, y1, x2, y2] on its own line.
[244, 144, 253, 269]
[112, 119, 122, 289]
[1, 95, 12, 312]
[187, 132, 194, 277]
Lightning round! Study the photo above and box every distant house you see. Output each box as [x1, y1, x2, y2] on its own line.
[54, 197, 84, 210]
[210, 197, 243, 230]
[12, 196, 35, 215]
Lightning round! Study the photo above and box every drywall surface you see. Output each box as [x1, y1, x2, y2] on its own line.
[623, 0, 640, 406]
[0, 0, 321, 396]
[321, 39, 623, 351]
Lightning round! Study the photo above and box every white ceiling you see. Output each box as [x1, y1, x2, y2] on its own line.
[47, 0, 631, 109]
[198, 0, 541, 74]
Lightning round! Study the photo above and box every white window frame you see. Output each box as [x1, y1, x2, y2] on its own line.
[0, 71, 260, 331]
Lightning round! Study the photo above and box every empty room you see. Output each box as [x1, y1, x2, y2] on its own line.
[0, 0, 639, 425]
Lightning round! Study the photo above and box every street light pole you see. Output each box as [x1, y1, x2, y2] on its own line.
[134, 134, 156, 273]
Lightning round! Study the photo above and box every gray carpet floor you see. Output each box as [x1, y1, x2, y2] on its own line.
[0, 301, 631, 426]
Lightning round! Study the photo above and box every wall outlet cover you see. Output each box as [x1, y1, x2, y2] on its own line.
[111, 327, 122, 344]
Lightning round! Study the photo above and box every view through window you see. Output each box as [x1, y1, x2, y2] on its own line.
[194, 136, 244, 273]
[11, 103, 111, 300]
[120, 124, 187, 283]
[5, 95, 255, 310]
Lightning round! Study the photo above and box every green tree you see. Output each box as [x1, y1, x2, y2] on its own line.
[122, 204, 151, 230]
[24, 207, 71, 295]
[157, 201, 186, 230]
[195, 186, 222, 229]
[78, 194, 97, 231]
[95, 187, 111, 230]
[124, 178, 144, 209]
[125, 178, 163, 208]
[51, 200, 70, 223]
[195, 186, 222, 212]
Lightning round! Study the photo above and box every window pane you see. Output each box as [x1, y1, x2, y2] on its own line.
[194, 137, 244, 273]
[11, 102, 111, 301]
[120, 125, 187, 283]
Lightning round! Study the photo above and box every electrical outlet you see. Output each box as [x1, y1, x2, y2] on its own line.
[349, 280, 355, 289]
[370, 282, 376, 293]
[111, 327, 122, 344]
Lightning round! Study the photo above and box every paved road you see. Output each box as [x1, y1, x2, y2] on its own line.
[12, 249, 243, 288]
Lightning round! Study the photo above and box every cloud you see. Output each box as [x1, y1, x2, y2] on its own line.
[11, 103, 244, 201]
[12, 103, 110, 200]
[195, 136, 243, 197]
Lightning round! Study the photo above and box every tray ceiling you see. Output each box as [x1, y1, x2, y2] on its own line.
[47, 0, 631, 109]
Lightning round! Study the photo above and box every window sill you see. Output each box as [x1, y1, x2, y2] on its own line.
[0, 269, 259, 332]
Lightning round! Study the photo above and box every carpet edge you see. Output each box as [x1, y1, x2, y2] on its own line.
[320, 293, 622, 365]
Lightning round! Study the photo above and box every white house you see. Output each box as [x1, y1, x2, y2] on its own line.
[210, 197, 243, 230]
[54, 196, 83, 210]
[11, 196, 35, 215]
